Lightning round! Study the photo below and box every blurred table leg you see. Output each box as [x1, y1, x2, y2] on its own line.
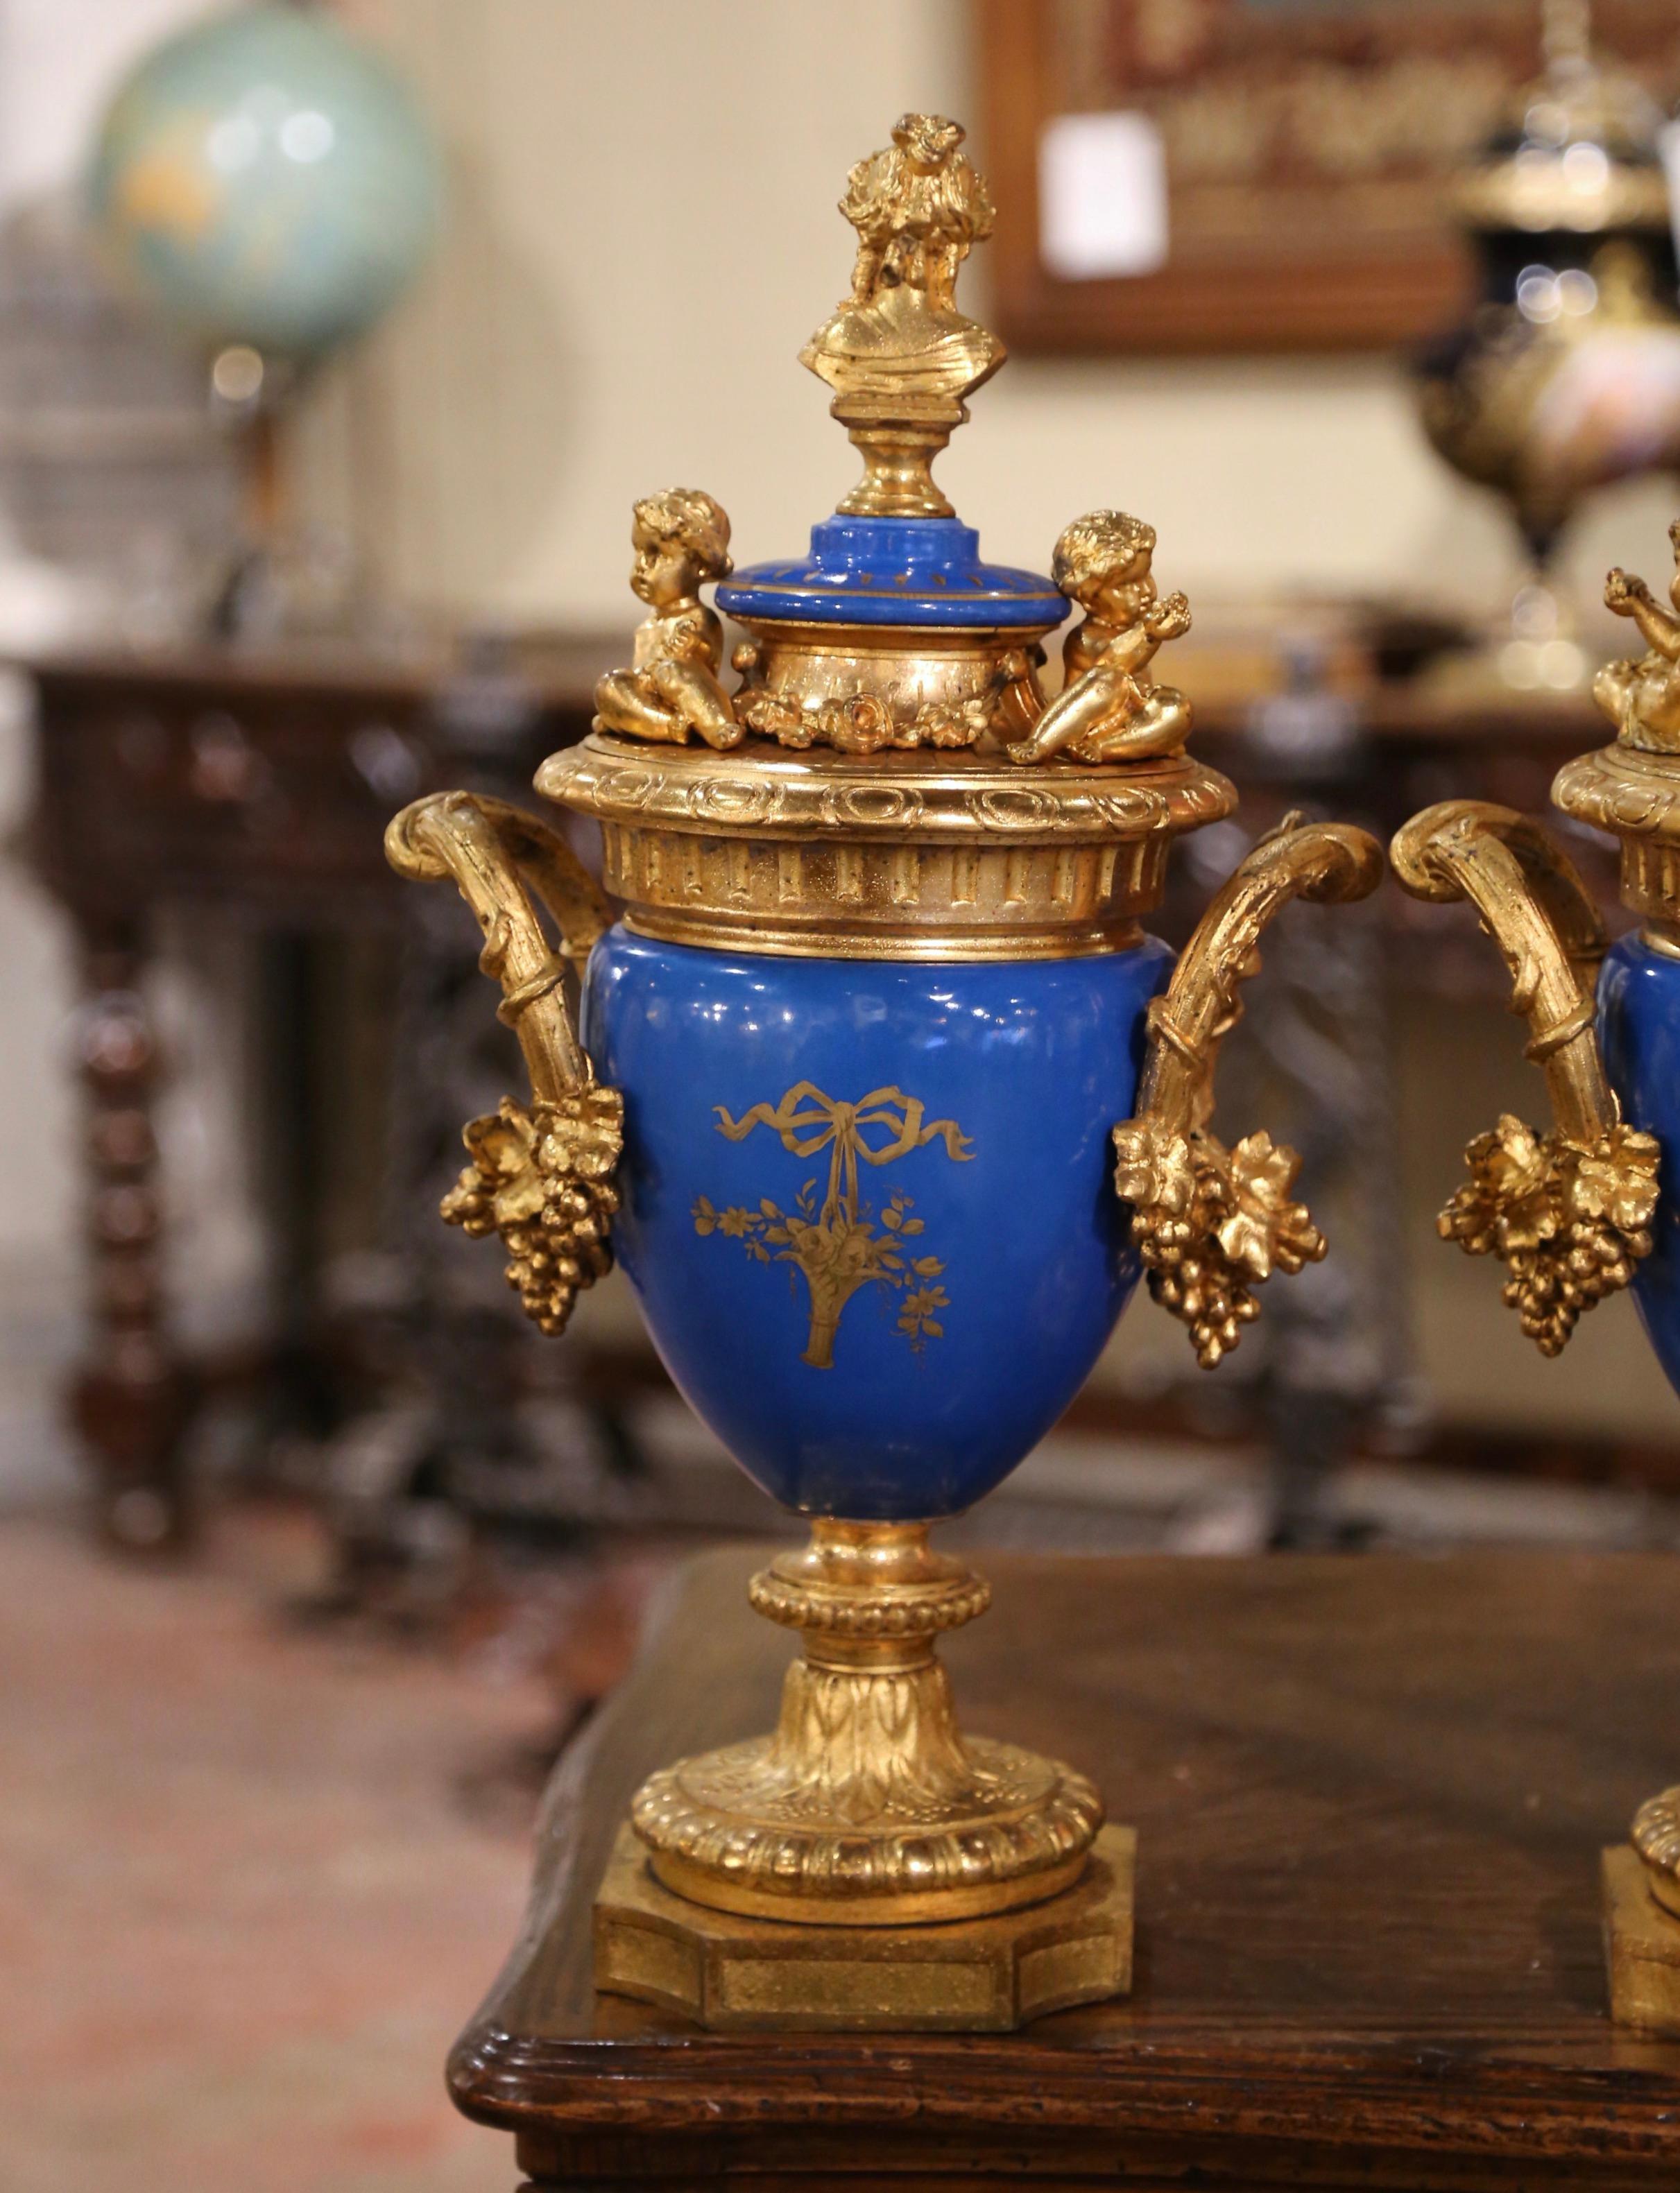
[70, 910, 192, 1550]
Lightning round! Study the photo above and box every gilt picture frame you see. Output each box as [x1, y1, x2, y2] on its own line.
[978, 0, 1680, 354]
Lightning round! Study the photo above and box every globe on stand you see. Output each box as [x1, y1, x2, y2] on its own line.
[86, 1, 441, 636]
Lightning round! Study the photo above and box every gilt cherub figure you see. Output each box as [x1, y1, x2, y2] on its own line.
[1594, 519, 1680, 753]
[1002, 510, 1192, 766]
[594, 489, 744, 751]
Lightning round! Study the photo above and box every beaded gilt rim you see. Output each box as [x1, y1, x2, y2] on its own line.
[542, 730, 1235, 845]
[1554, 741, 1680, 847]
[538, 733, 1237, 961]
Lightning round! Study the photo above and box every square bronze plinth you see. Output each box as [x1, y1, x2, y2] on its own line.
[594, 1821, 1135, 2033]
[1604, 1843, 1680, 2033]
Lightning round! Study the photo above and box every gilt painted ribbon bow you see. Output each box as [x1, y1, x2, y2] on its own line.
[714, 1082, 973, 1226]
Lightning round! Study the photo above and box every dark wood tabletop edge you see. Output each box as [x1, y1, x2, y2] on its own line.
[447, 2022, 1680, 2150]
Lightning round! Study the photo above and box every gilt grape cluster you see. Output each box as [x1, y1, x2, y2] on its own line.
[440, 1083, 624, 1336]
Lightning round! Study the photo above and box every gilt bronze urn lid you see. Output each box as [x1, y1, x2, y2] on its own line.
[539, 110, 1237, 964]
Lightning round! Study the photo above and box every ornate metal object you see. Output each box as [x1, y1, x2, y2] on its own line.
[593, 1818, 1135, 2033]
[593, 490, 744, 750]
[1631, 1787, 1680, 1918]
[804, 112, 1000, 522]
[1113, 818, 1383, 1366]
[1414, 0, 1680, 689]
[391, 116, 1381, 2028]
[1391, 798, 1658, 1354]
[1005, 512, 1192, 766]
[384, 792, 620, 1338]
[1595, 522, 1680, 752]
[631, 1521, 1098, 1927]
[1390, 527, 1680, 2028]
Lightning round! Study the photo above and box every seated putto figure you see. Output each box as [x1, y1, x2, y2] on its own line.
[1003, 510, 1192, 766]
[1595, 519, 1680, 752]
[594, 489, 744, 751]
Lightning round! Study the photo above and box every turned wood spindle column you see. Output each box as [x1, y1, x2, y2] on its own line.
[71, 918, 190, 1549]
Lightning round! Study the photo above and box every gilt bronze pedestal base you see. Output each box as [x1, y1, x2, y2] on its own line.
[628, 1522, 1104, 1928]
[594, 1819, 1134, 2032]
[1604, 1787, 1680, 2031]
[1602, 1844, 1680, 2031]
[594, 1520, 1128, 2031]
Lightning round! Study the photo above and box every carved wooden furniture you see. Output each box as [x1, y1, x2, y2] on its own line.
[24, 639, 612, 1548]
[455, 1545, 1680, 2190]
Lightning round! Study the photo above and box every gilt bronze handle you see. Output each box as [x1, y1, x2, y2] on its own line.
[1389, 798, 1658, 1356]
[385, 791, 623, 1336]
[1112, 815, 1385, 1368]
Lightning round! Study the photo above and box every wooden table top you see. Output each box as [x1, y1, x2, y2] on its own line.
[454, 1549, 1680, 2188]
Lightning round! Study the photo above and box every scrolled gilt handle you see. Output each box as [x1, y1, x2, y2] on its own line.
[1112, 814, 1383, 1367]
[1389, 799, 1660, 1356]
[385, 792, 623, 1336]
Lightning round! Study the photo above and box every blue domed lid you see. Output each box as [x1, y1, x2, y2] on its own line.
[716, 514, 1068, 630]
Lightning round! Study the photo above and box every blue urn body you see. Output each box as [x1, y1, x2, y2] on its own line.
[1597, 935, 1680, 1395]
[513, 489, 1262, 1533]
[583, 927, 1172, 1519]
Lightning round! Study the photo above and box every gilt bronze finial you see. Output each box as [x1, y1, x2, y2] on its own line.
[800, 112, 1003, 519]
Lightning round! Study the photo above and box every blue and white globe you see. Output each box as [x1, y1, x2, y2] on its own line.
[88, 3, 440, 363]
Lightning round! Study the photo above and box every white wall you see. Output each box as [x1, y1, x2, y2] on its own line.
[324, 0, 1679, 629]
[0, 0, 229, 203]
[0, 0, 232, 1495]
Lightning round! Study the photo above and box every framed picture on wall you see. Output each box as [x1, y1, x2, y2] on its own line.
[978, 0, 1680, 354]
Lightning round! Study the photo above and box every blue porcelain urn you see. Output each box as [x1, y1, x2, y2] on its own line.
[388, 114, 1382, 2028]
[1390, 531, 1680, 2031]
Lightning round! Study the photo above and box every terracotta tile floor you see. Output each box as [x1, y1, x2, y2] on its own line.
[0, 1504, 564, 2193]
